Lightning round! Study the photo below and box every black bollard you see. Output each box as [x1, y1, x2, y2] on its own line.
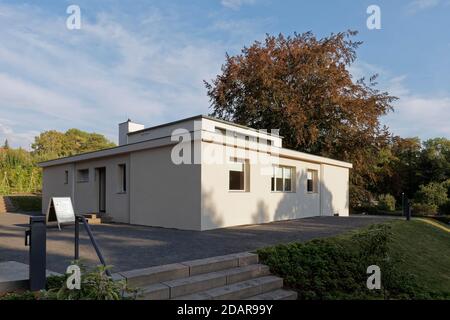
[25, 216, 47, 291]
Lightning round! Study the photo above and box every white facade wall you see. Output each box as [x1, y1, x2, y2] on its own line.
[42, 155, 130, 223]
[41, 116, 351, 231]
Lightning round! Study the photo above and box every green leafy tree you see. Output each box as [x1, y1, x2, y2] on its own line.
[32, 129, 115, 161]
[414, 182, 448, 208]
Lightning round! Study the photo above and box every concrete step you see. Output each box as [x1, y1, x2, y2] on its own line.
[182, 252, 258, 276]
[174, 275, 284, 300]
[82, 213, 97, 219]
[246, 289, 298, 300]
[0, 261, 60, 294]
[161, 264, 270, 299]
[0, 196, 14, 213]
[137, 264, 269, 300]
[84, 217, 102, 225]
[121, 263, 189, 288]
[120, 252, 259, 288]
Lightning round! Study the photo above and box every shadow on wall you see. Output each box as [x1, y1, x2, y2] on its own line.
[252, 200, 270, 224]
[201, 170, 340, 230]
[202, 188, 224, 230]
[273, 170, 334, 221]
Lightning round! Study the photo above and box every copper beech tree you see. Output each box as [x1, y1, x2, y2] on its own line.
[205, 31, 397, 207]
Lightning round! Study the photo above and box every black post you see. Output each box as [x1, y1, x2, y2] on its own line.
[74, 217, 79, 260]
[402, 193, 405, 216]
[27, 216, 47, 291]
[406, 199, 411, 221]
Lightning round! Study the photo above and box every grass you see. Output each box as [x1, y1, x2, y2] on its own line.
[387, 219, 450, 295]
[8, 195, 42, 212]
[258, 219, 450, 299]
[337, 219, 450, 297]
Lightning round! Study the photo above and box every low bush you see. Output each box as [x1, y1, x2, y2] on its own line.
[258, 224, 422, 300]
[377, 194, 396, 212]
[0, 264, 137, 300]
[411, 203, 438, 215]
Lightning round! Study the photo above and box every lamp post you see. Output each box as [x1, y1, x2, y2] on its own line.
[402, 192, 405, 216]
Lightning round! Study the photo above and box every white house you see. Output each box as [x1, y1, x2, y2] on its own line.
[39, 115, 352, 231]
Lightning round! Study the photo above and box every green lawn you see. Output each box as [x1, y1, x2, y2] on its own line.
[258, 219, 450, 299]
[388, 219, 450, 295]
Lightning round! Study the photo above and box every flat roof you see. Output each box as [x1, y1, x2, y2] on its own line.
[38, 115, 352, 169]
[128, 114, 284, 138]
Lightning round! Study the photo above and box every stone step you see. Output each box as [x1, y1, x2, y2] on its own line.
[182, 252, 258, 276]
[82, 213, 97, 219]
[246, 289, 298, 300]
[0, 196, 12, 213]
[137, 264, 270, 300]
[120, 252, 259, 288]
[121, 263, 189, 288]
[174, 275, 284, 300]
[84, 217, 102, 225]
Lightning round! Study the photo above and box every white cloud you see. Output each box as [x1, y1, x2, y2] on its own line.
[0, 119, 39, 150]
[0, 3, 235, 148]
[220, 0, 256, 10]
[406, 0, 441, 14]
[351, 61, 450, 139]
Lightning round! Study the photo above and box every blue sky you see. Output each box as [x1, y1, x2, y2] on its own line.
[0, 0, 449, 149]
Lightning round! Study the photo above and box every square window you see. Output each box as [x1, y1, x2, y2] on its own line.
[77, 169, 89, 183]
[229, 158, 247, 191]
[271, 166, 293, 192]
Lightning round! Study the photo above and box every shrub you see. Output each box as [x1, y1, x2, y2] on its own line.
[0, 264, 137, 300]
[44, 264, 135, 300]
[415, 182, 448, 207]
[258, 224, 421, 300]
[412, 203, 438, 215]
[377, 194, 396, 212]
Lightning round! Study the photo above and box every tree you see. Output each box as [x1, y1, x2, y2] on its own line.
[32, 129, 115, 161]
[420, 138, 450, 185]
[3, 139, 9, 149]
[205, 31, 397, 207]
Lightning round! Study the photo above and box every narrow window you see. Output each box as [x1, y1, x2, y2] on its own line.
[64, 170, 69, 184]
[271, 167, 293, 192]
[118, 164, 126, 193]
[284, 167, 292, 191]
[307, 170, 318, 193]
[229, 158, 246, 191]
[77, 169, 89, 183]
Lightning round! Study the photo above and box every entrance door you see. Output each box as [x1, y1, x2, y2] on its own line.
[98, 167, 106, 213]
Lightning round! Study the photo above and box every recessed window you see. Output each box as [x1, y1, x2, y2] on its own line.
[307, 169, 318, 193]
[118, 164, 126, 193]
[64, 170, 69, 184]
[77, 169, 89, 183]
[229, 158, 247, 191]
[271, 167, 293, 192]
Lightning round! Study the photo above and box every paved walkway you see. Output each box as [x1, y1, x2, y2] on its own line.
[0, 212, 390, 273]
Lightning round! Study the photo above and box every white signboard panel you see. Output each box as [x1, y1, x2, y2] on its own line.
[46, 197, 76, 230]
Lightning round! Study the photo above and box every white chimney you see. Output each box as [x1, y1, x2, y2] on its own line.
[119, 119, 145, 146]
